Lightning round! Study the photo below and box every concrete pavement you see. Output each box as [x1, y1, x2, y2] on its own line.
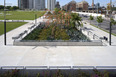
[0, 16, 116, 66]
[0, 20, 33, 22]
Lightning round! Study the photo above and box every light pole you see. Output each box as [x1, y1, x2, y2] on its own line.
[34, 0, 37, 26]
[4, 0, 6, 45]
[109, 0, 112, 45]
[97, 3, 99, 27]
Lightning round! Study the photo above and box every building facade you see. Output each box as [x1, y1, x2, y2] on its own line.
[55, 1, 60, 9]
[47, 0, 56, 10]
[18, 0, 29, 9]
[76, 1, 89, 11]
[18, 0, 45, 10]
[62, 0, 76, 11]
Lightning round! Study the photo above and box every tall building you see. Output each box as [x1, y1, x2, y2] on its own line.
[55, 1, 60, 9]
[18, 0, 45, 10]
[34, 0, 45, 10]
[47, 0, 56, 10]
[18, 0, 29, 9]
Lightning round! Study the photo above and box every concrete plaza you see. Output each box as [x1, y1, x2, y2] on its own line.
[0, 16, 116, 66]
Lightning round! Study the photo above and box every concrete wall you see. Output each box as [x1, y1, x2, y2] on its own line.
[14, 41, 103, 46]
[73, 11, 105, 18]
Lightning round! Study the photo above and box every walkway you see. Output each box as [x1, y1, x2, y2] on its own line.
[0, 20, 33, 22]
[82, 21, 116, 46]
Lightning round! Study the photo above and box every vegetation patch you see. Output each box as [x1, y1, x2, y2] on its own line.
[0, 22, 27, 35]
[1, 69, 116, 77]
[23, 9, 90, 41]
[0, 11, 46, 20]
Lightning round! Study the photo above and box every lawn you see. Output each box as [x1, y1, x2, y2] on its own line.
[0, 22, 27, 35]
[0, 11, 46, 20]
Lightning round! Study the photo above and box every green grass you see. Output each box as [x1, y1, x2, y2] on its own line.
[0, 22, 27, 35]
[0, 11, 46, 20]
[91, 24, 116, 36]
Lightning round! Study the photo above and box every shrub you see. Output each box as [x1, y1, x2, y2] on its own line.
[97, 16, 104, 26]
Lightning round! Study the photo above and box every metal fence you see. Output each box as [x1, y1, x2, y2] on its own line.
[1, 66, 116, 70]
[0, 66, 116, 77]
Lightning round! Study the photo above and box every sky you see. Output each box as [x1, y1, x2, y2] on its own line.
[0, 0, 115, 7]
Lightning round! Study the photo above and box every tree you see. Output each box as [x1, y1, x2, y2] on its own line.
[97, 16, 104, 27]
[54, 8, 60, 14]
[12, 6, 19, 10]
[112, 7, 116, 11]
[6, 6, 11, 10]
[0, 5, 4, 10]
[47, 11, 52, 15]
[111, 18, 116, 26]
[89, 15, 94, 24]
[70, 13, 82, 28]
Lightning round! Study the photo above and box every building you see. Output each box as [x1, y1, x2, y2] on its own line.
[18, 0, 29, 9]
[55, 1, 60, 9]
[34, 0, 45, 10]
[62, 0, 76, 11]
[88, 3, 101, 11]
[76, 1, 89, 11]
[18, 0, 45, 10]
[62, 4, 68, 11]
[47, 0, 56, 11]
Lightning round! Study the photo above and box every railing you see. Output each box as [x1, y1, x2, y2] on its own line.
[1, 66, 116, 77]
[1, 66, 116, 70]
[0, 20, 25, 22]
[12, 23, 41, 41]
[82, 27, 106, 41]
[18, 40, 96, 42]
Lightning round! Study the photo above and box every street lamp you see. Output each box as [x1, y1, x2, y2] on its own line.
[109, 0, 112, 45]
[34, 0, 37, 26]
[97, 3, 99, 27]
[4, 0, 6, 45]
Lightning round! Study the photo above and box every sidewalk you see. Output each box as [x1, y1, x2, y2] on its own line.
[82, 21, 116, 46]
[0, 20, 33, 22]
[0, 17, 45, 46]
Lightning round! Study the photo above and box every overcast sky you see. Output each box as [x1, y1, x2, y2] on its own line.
[0, 0, 115, 7]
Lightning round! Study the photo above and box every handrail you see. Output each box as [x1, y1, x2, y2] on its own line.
[17, 40, 101, 42]
[1, 66, 116, 70]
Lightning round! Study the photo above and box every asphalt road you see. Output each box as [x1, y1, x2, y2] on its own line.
[82, 16, 116, 35]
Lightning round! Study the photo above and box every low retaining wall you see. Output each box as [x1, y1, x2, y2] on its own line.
[13, 41, 103, 46]
[73, 12, 105, 18]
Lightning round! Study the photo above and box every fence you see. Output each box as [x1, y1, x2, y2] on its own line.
[12, 23, 40, 41]
[0, 66, 116, 77]
[1, 66, 116, 70]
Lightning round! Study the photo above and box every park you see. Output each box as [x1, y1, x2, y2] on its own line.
[0, 0, 116, 76]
